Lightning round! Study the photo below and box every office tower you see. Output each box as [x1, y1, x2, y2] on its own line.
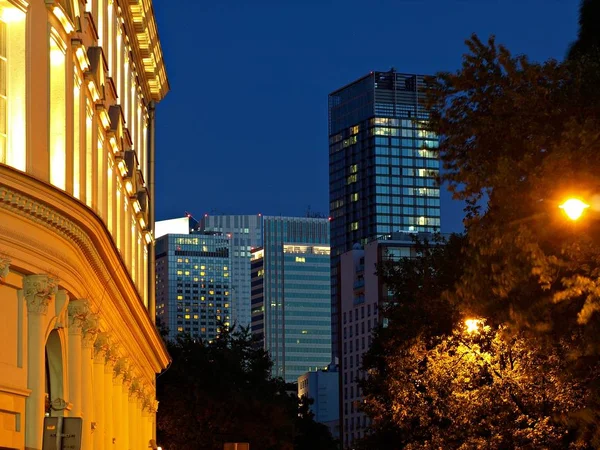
[200, 214, 263, 328]
[155, 229, 232, 342]
[298, 367, 340, 439]
[329, 70, 441, 448]
[328, 69, 441, 361]
[0, 1, 169, 448]
[250, 216, 331, 382]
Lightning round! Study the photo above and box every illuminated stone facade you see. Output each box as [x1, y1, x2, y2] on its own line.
[0, 0, 169, 449]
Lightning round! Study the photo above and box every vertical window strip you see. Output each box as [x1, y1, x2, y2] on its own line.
[0, 20, 6, 164]
[73, 72, 81, 198]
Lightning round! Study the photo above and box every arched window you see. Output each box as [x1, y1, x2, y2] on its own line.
[45, 330, 64, 417]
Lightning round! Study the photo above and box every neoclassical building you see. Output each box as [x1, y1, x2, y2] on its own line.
[0, 0, 169, 449]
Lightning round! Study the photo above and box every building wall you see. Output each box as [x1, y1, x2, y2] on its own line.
[298, 370, 340, 439]
[156, 233, 232, 342]
[201, 214, 263, 329]
[339, 234, 432, 448]
[0, 0, 169, 448]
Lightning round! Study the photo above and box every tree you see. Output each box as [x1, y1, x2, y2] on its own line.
[157, 328, 295, 450]
[567, 0, 600, 60]
[424, 33, 600, 340]
[362, 322, 596, 449]
[359, 235, 600, 448]
[294, 396, 339, 450]
[156, 327, 338, 450]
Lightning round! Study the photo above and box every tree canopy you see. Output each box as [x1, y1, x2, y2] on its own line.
[156, 326, 338, 450]
[359, 3, 600, 445]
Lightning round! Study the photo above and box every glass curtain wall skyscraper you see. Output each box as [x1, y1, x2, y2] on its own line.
[328, 69, 441, 362]
[200, 214, 263, 328]
[250, 216, 331, 382]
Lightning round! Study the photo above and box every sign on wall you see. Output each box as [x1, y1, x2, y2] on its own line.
[42, 417, 82, 450]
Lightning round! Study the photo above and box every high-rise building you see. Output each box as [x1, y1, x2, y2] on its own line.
[329, 70, 441, 448]
[0, 1, 169, 448]
[328, 69, 441, 363]
[155, 219, 232, 342]
[200, 214, 263, 328]
[250, 216, 331, 382]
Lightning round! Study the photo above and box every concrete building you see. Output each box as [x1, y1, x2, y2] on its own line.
[340, 232, 443, 447]
[200, 214, 263, 328]
[155, 230, 232, 342]
[0, 0, 169, 448]
[298, 367, 340, 440]
[250, 216, 331, 383]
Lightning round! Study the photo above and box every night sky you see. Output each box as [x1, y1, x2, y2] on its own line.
[152, 0, 578, 233]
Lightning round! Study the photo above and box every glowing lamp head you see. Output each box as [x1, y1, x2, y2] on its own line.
[465, 319, 481, 334]
[559, 198, 589, 221]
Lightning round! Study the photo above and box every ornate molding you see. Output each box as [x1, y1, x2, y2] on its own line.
[23, 274, 59, 315]
[0, 181, 169, 370]
[0, 255, 10, 280]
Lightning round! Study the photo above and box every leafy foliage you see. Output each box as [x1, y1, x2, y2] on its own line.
[360, 6, 600, 446]
[156, 327, 337, 450]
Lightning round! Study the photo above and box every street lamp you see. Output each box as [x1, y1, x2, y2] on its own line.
[559, 198, 589, 221]
[465, 319, 481, 334]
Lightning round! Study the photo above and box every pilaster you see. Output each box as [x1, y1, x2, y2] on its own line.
[121, 368, 132, 449]
[23, 274, 58, 450]
[67, 299, 89, 417]
[112, 358, 126, 448]
[81, 313, 98, 450]
[103, 344, 118, 449]
[93, 332, 110, 450]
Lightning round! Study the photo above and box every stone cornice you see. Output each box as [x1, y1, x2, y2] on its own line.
[0, 166, 170, 381]
[118, 0, 169, 102]
[23, 274, 59, 315]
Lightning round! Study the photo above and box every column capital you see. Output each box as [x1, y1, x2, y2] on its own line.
[141, 389, 155, 414]
[104, 344, 119, 373]
[129, 377, 143, 400]
[0, 255, 10, 280]
[81, 314, 99, 349]
[114, 357, 128, 379]
[93, 331, 111, 363]
[68, 299, 90, 335]
[23, 274, 59, 315]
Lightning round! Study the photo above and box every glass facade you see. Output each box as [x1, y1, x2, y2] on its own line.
[328, 69, 441, 363]
[155, 233, 232, 342]
[200, 214, 263, 328]
[251, 216, 331, 382]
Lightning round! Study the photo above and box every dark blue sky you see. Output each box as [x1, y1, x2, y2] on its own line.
[152, 0, 578, 233]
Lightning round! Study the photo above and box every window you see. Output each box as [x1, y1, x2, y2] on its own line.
[49, 31, 66, 189]
[0, 7, 25, 170]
